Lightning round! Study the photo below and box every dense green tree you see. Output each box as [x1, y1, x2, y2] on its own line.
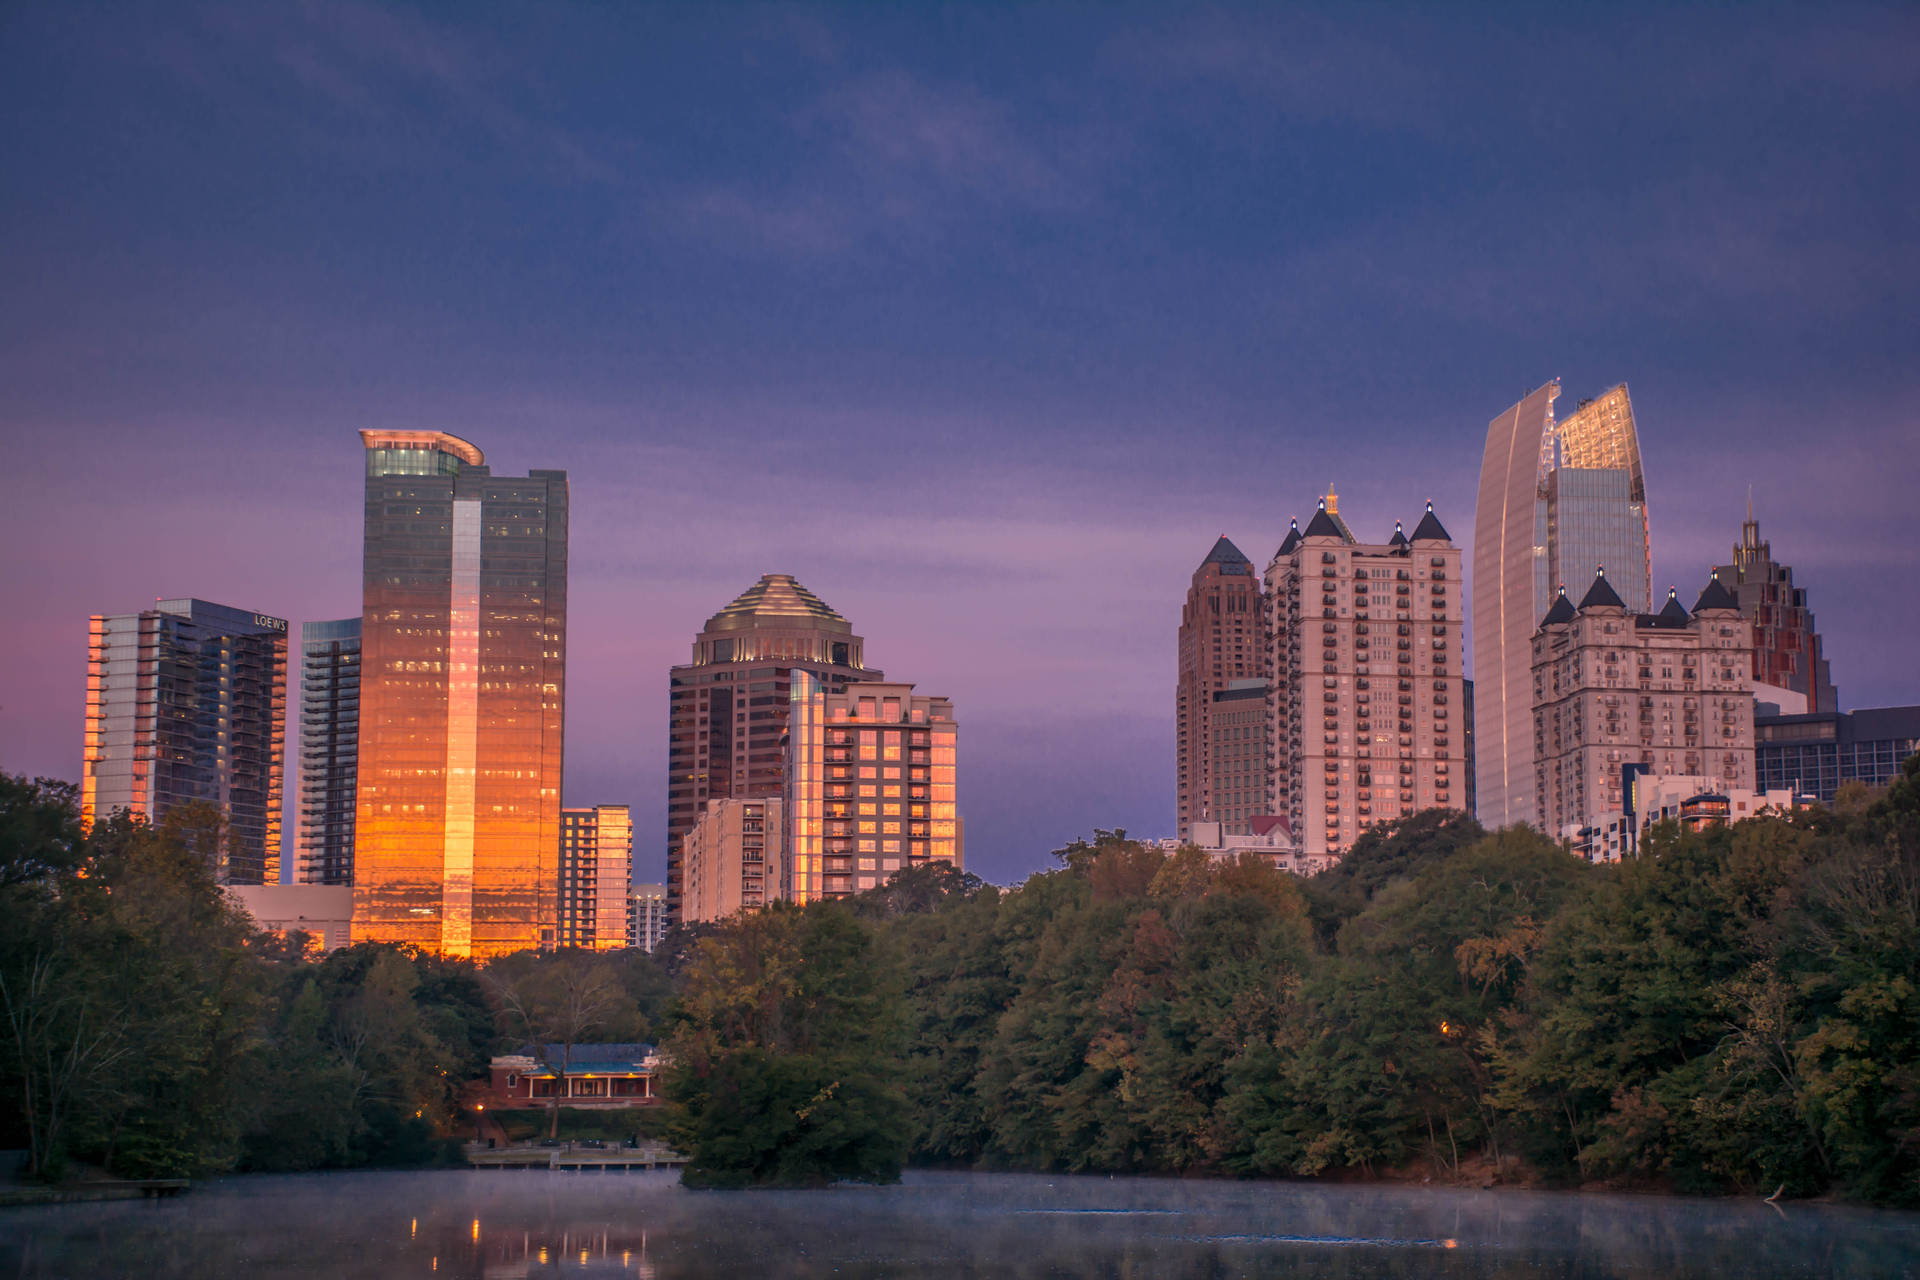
[666, 902, 907, 1187]
[0, 789, 263, 1179]
[1302, 809, 1488, 945]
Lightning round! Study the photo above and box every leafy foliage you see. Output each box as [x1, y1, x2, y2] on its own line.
[7, 758, 1919, 1205]
[665, 902, 907, 1188]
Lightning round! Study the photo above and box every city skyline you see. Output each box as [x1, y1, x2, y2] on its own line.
[4, 4, 1918, 888]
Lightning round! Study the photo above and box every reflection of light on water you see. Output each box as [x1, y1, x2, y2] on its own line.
[410, 1218, 417, 1239]
[472, 1218, 481, 1242]
[1196, 1233, 1464, 1248]
[538, 1247, 548, 1264]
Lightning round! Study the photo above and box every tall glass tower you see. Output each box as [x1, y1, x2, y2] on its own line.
[353, 430, 568, 958]
[1473, 380, 1650, 830]
[82, 598, 288, 883]
[295, 617, 360, 885]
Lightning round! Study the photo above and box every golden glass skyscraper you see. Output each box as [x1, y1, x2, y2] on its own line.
[352, 430, 567, 958]
[1473, 380, 1650, 830]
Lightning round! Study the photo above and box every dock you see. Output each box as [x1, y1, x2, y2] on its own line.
[0, 1179, 190, 1207]
[465, 1143, 684, 1172]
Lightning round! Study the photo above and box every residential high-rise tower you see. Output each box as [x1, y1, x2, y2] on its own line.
[1473, 380, 1651, 829]
[353, 430, 567, 958]
[295, 617, 360, 885]
[1176, 536, 1270, 838]
[786, 674, 959, 901]
[666, 575, 876, 922]
[681, 796, 785, 923]
[1264, 496, 1467, 856]
[82, 598, 288, 883]
[559, 805, 632, 950]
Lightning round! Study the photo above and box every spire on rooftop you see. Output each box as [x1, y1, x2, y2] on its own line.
[1577, 565, 1626, 611]
[1275, 518, 1301, 557]
[1388, 520, 1408, 548]
[1302, 497, 1345, 540]
[1200, 535, 1253, 573]
[1657, 586, 1691, 623]
[1540, 584, 1576, 627]
[1410, 500, 1450, 542]
[1693, 568, 1740, 614]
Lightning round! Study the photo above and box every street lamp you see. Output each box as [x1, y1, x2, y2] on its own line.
[474, 1103, 486, 1144]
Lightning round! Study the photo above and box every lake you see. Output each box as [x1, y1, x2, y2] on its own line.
[3, 1168, 1916, 1278]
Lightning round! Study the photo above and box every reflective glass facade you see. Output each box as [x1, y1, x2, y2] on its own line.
[82, 598, 287, 883]
[666, 575, 875, 923]
[1539, 468, 1650, 620]
[353, 430, 567, 958]
[559, 806, 633, 950]
[296, 618, 360, 885]
[786, 673, 959, 902]
[1756, 706, 1920, 802]
[1474, 381, 1651, 829]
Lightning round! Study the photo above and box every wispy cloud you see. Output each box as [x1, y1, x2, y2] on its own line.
[145, 0, 613, 180]
[656, 63, 1112, 259]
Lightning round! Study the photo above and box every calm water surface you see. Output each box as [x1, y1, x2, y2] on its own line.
[3, 1169, 1917, 1278]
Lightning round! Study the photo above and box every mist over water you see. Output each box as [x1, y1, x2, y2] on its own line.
[5, 1170, 1917, 1278]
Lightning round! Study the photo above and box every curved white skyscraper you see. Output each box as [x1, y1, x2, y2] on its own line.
[1472, 380, 1651, 829]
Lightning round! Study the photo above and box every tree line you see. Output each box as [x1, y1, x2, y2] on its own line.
[0, 777, 673, 1180]
[5, 758, 1916, 1205]
[668, 759, 1920, 1203]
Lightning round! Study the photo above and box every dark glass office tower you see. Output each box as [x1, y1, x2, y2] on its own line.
[83, 598, 288, 883]
[354, 430, 567, 958]
[666, 575, 875, 923]
[296, 617, 361, 885]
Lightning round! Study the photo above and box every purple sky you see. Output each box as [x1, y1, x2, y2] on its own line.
[3, 4, 1917, 886]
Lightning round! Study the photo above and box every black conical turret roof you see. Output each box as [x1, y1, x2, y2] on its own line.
[1693, 570, 1740, 613]
[1540, 585, 1576, 627]
[1410, 500, 1450, 542]
[1302, 500, 1344, 540]
[1201, 535, 1252, 570]
[1276, 519, 1301, 557]
[1388, 520, 1408, 548]
[1657, 587, 1691, 623]
[1577, 566, 1626, 610]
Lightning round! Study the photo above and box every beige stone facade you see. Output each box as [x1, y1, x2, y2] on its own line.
[1265, 493, 1468, 857]
[681, 796, 784, 924]
[1531, 572, 1755, 837]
